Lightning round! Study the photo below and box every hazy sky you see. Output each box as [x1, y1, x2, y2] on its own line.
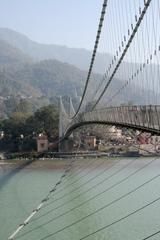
[0, 0, 158, 64]
[0, 0, 103, 50]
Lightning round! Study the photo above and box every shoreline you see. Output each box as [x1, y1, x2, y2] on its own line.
[0, 159, 71, 171]
[0, 155, 155, 171]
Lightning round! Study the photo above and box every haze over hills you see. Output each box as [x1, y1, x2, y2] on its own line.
[0, 27, 158, 118]
[0, 39, 31, 67]
[0, 46, 95, 98]
[0, 34, 103, 116]
[8, 59, 96, 97]
[0, 28, 159, 90]
[0, 28, 111, 74]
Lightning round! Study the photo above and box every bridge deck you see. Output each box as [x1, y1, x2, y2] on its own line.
[64, 105, 160, 136]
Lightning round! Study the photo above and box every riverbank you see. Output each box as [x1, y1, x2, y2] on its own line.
[0, 158, 71, 171]
[1, 152, 157, 172]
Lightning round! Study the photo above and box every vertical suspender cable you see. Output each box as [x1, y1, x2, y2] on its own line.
[70, 0, 108, 119]
[91, 0, 152, 110]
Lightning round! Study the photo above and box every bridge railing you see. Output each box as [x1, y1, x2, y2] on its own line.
[65, 105, 160, 136]
[89, 105, 160, 131]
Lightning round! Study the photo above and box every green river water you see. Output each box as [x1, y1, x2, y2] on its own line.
[0, 157, 160, 240]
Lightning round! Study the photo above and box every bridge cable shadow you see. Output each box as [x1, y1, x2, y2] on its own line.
[0, 159, 36, 191]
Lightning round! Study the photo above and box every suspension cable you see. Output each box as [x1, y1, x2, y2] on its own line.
[29, 159, 160, 240]
[19, 158, 160, 239]
[91, 0, 152, 110]
[30, 159, 135, 223]
[141, 230, 160, 240]
[8, 141, 81, 240]
[70, 0, 108, 119]
[17, 157, 157, 240]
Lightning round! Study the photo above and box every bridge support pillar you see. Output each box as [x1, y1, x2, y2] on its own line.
[59, 137, 74, 152]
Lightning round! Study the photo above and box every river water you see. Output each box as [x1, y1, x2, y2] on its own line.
[0, 157, 160, 240]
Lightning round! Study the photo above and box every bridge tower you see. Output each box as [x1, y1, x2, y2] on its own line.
[69, 97, 75, 117]
[59, 97, 74, 152]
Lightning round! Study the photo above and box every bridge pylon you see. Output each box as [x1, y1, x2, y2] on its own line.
[59, 96, 74, 152]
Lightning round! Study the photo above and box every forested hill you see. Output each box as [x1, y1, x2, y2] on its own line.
[0, 28, 157, 118]
[0, 38, 102, 117]
[0, 39, 31, 67]
[0, 28, 111, 73]
[2, 59, 98, 97]
[0, 32, 103, 99]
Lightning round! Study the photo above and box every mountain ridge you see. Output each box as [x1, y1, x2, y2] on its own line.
[0, 28, 111, 73]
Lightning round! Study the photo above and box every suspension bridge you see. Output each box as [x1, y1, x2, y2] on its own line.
[59, 0, 160, 142]
[8, 0, 160, 239]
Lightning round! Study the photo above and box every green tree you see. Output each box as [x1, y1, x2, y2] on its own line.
[23, 104, 59, 139]
[0, 104, 59, 152]
[32, 104, 59, 139]
[14, 99, 32, 114]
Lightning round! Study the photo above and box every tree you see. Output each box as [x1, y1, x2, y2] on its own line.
[4, 96, 19, 116]
[0, 104, 59, 152]
[33, 105, 59, 139]
[14, 99, 32, 114]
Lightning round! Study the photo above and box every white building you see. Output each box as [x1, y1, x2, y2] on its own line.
[37, 135, 48, 152]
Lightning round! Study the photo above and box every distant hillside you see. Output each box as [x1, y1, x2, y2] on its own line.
[0, 28, 112, 73]
[0, 36, 93, 98]
[1, 57, 152, 108]
[0, 52, 103, 98]
[11, 59, 95, 97]
[0, 39, 31, 67]
[0, 27, 158, 118]
[0, 67, 41, 98]
[0, 39, 156, 108]
[1, 28, 159, 90]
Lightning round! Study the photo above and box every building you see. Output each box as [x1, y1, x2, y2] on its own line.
[150, 135, 160, 145]
[137, 133, 149, 144]
[84, 136, 97, 150]
[108, 126, 123, 140]
[37, 134, 48, 152]
[139, 144, 156, 155]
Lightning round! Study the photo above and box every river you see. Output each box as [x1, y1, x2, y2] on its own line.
[0, 157, 160, 240]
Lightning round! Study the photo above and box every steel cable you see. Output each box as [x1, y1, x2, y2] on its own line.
[16, 157, 158, 240]
[91, 0, 152, 110]
[71, 0, 108, 119]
